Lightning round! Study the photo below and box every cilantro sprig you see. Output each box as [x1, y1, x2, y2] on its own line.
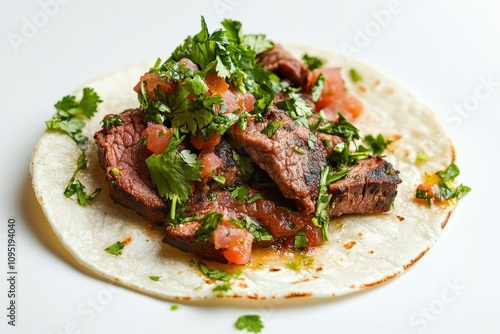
[46, 87, 102, 150]
[46, 88, 102, 205]
[235, 315, 264, 333]
[145, 134, 202, 218]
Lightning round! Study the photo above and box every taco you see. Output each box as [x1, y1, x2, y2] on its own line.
[30, 19, 468, 300]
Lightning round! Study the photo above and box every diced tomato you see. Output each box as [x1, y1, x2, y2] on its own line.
[242, 91, 256, 112]
[179, 58, 199, 74]
[213, 220, 253, 265]
[200, 152, 223, 178]
[417, 183, 434, 196]
[141, 124, 174, 155]
[190, 133, 221, 153]
[308, 67, 363, 120]
[205, 71, 229, 95]
[133, 72, 176, 99]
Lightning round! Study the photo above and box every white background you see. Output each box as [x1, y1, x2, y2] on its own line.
[1, 0, 499, 333]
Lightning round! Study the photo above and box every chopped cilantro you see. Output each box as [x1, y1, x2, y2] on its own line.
[416, 163, 471, 205]
[102, 115, 123, 130]
[195, 211, 223, 242]
[294, 229, 308, 250]
[302, 54, 325, 71]
[349, 68, 363, 83]
[230, 185, 250, 202]
[314, 166, 333, 241]
[311, 73, 325, 102]
[437, 163, 460, 180]
[198, 262, 241, 282]
[149, 276, 160, 281]
[230, 216, 273, 242]
[416, 153, 428, 163]
[207, 192, 218, 200]
[294, 147, 306, 155]
[213, 175, 226, 184]
[358, 134, 392, 156]
[212, 282, 232, 293]
[246, 193, 263, 204]
[63, 152, 101, 206]
[170, 304, 179, 311]
[261, 121, 282, 138]
[235, 315, 264, 333]
[276, 89, 313, 120]
[307, 134, 317, 149]
[105, 241, 124, 255]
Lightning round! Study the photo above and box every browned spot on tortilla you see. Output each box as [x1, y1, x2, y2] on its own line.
[332, 293, 335, 297]
[358, 84, 367, 92]
[247, 294, 259, 300]
[396, 215, 405, 222]
[441, 211, 452, 229]
[405, 150, 410, 157]
[204, 279, 213, 285]
[121, 236, 132, 245]
[368, 250, 374, 254]
[177, 271, 183, 275]
[403, 247, 430, 270]
[291, 276, 319, 284]
[373, 79, 381, 87]
[38, 195, 44, 202]
[269, 268, 281, 272]
[260, 296, 266, 300]
[316, 266, 323, 272]
[358, 232, 363, 239]
[387, 88, 394, 95]
[343, 241, 357, 249]
[362, 271, 400, 288]
[182, 296, 191, 300]
[114, 277, 119, 281]
[285, 292, 312, 298]
[239, 283, 248, 289]
[232, 294, 243, 298]
[349, 284, 355, 289]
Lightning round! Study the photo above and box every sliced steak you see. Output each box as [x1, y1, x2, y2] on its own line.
[94, 109, 168, 223]
[202, 140, 244, 192]
[328, 157, 401, 216]
[257, 44, 309, 87]
[233, 108, 327, 214]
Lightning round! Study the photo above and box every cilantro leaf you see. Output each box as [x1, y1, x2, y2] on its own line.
[235, 315, 264, 333]
[302, 54, 325, 71]
[230, 216, 273, 242]
[146, 135, 202, 204]
[349, 68, 363, 83]
[195, 211, 223, 242]
[312, 73, 325, 102]
[46, 87, 102, 150]
[198, 262, 241, 282]
[261, 121, 282, 138]
[243, 34, 274, 54]
[359, 134, 392, 156]
[63, 152, 101, 206]
[437, 163, 460, 180]
[149, 276, 160, 281]
[294, 229, 308, 249]
[313, 166, 333, 241]
[105, 241, 124, 255]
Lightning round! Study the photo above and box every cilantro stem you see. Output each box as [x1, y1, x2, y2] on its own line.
[170, 195, 178, 221]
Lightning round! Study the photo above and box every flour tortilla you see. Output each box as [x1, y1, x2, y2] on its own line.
[30, 44, 456, 301]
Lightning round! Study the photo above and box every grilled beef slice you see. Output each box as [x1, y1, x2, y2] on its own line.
[257, 44, 309, 87]
[328, 157, 401, 216]
[201, 140, 243, 192]
[233, 108, 327, 214]
[95, 110, 169, 222]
